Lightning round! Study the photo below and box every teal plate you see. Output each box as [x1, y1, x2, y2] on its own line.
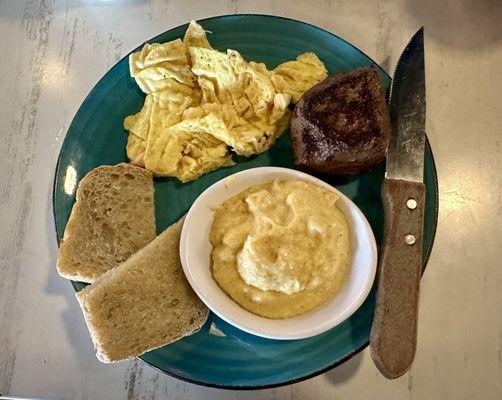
[53, 14, 439, 389]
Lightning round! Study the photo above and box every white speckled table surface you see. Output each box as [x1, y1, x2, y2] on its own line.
[1, 0, 501, 399]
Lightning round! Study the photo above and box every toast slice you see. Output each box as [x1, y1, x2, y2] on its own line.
[57, 163, 156, 283]
[76, 217, 209, 363]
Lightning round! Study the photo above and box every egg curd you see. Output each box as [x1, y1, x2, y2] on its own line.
[210, 180, 351, 319]
[124, 21, 327, 182]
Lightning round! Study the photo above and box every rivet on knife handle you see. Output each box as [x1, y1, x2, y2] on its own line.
[370, 178, 425, 379]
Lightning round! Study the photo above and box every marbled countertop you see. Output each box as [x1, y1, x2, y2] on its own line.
[1, 1, 501, 399]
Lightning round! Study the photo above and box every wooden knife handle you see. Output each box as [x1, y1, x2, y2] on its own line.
[370, 178, 426, 379]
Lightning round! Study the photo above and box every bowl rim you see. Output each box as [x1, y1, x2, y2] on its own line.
[179, 166, 378, 340]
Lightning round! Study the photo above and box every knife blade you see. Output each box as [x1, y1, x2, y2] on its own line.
[369, 27, 426, 379]
[386, 28, 426, 182]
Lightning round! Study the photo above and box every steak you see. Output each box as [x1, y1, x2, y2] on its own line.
[290, 66, 391, 175]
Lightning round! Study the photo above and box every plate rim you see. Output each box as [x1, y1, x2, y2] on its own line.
[52, 13, 440, 390]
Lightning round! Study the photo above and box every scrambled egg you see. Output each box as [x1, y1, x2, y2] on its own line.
[129, 39, 197, 94]
[272, 52, 329, 103]
[144, 114, 234, 182]
[124, 20, 328, 181]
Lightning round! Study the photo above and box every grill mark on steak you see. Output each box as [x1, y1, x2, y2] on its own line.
[291, 66, 391, 175]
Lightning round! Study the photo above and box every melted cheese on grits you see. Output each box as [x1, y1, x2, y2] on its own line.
[210, 180, 351, 319]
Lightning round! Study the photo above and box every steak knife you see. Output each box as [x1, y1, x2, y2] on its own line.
[369, 28, 426, 379]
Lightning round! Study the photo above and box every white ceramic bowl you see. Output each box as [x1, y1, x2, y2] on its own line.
[180, 167, 377, 340]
